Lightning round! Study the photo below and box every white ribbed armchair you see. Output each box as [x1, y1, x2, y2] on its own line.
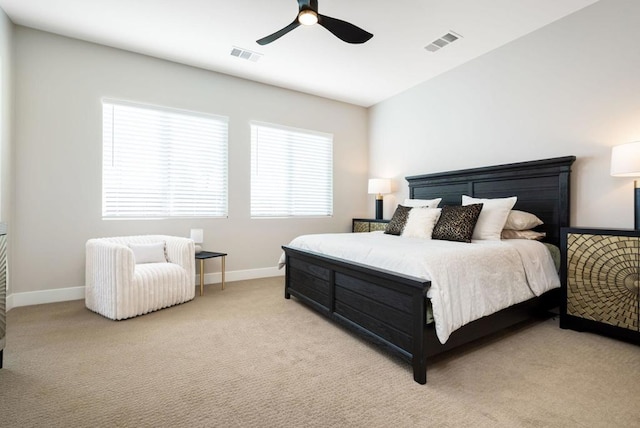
[85, 235, 195, 320]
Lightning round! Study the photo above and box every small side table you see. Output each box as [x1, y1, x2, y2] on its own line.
[195, 251, 227, 296]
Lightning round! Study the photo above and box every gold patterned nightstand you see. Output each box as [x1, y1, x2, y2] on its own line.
[352, 218, 389, 233]
[560, 228, 639, 344]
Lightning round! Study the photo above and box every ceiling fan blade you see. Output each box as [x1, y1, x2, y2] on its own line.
[256, 20, 300, 45]
[298, 0, 317, 11]
[317, 14, 373, 44]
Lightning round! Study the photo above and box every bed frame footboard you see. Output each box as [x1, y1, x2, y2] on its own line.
[283, 245, 559, 384]
[283, 245, 431, 384]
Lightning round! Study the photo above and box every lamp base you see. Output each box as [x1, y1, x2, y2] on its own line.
[195, 244, 202, 254]
[375, 199, 383, 220]
[635, 183, 640, 230]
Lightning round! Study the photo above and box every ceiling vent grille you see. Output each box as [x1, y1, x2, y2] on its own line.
[425, 32, 461, 52]
[230, 46, 262, 62]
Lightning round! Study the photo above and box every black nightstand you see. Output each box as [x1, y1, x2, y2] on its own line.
[352, 218, 389, 233]
[560, 227, 639, 344]
[195, 251, 227, 296]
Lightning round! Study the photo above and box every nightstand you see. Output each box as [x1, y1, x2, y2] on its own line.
[352, 218, 389, 233]
[560, 227, 639, 344]
[195, 251, 227, 296]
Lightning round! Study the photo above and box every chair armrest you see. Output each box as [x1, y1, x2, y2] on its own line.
[85, 239, 136, 315]
[163, 236, 195, 284]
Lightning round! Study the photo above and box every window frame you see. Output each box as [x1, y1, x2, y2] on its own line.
[250, 121, 334, 219]
[101, 98, 229, 220]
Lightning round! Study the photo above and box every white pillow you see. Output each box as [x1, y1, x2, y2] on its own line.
[402, 198, 442, 208]
[504, 210, 543, 231]
[402, 207, 442, 239]
[128, 242, 167, 264]
[462, 195, 517, 240]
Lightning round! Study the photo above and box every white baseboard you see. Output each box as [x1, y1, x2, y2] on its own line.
[198, 265, 283, 285]
[7, 266, 284, 311]
[7, 286, 85, 311]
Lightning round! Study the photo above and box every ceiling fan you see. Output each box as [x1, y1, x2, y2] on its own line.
[256, 0, 373, 46]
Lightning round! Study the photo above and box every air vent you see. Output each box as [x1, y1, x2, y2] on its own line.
[424, 32, 462, 53]
[230, 46, 262, 62]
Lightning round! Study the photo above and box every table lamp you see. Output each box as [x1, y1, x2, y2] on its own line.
[368, 178, 391, 220]
[610, 141, 640, 229]
[190, 228, 204, 254]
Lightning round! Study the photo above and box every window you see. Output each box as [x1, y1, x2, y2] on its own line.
[102, 99, 228, 219]
[251, 121, 333, 217]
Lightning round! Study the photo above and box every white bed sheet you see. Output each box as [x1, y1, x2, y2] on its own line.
[279, 231, 560, 344]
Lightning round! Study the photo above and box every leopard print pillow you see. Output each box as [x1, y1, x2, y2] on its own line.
[432, 204, 483, 243]
[384, 205, 412, 235]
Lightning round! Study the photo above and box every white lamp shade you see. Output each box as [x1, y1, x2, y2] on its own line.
[190, 228, 204, 244]
[611, 141, 640, 177]
[368, 178, 391, 195]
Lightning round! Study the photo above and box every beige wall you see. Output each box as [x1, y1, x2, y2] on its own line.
[369, 0, 640, 229]
[0, 9, 12, 292]
[12, 27, 368, 295]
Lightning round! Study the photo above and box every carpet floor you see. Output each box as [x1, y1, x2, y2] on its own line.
[0, 277, 638, 427]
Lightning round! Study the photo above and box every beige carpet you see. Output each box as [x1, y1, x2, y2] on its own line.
[1, 277, 638, 427]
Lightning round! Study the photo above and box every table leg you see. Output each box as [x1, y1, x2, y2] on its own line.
[200, 259, 205, 296]
[221, 256, 226, 290]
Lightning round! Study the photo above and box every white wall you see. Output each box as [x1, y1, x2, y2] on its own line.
[13, 0, 638, 303]
[369, 0, 640, 228]
[0, 9, 12, 291]
[12, 27, 368, 297]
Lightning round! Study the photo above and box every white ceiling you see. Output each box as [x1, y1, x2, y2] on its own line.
[0, 0, 599, 107]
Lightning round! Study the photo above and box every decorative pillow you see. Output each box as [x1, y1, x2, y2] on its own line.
[501, 229, 546, 240]
[384, 205, 412, 235]
[432, 204, 483, 243]
[402, 208, 442, 239]
[504, 210, 544, 231]
[128, 242, 167, 264]
[462, 195, 517, 240]
[402, 198, 442, 208]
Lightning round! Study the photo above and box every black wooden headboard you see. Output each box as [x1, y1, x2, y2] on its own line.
[405, 156, 576, 247]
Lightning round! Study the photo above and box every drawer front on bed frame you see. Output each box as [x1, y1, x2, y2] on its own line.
[334, 272, 415, 352]
[283, 246, 431, 384]
[287, 257, 332, 311]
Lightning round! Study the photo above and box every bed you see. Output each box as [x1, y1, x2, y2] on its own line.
[281, 156, 576, 384]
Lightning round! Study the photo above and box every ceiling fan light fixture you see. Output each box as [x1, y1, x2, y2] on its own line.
[256, 0, 372, 45]
[298, 9, 318, 26]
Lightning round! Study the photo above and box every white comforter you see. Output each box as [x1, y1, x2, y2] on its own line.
[279, 232, 559, 344]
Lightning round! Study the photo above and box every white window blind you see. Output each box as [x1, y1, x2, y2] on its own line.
[251, 122, 333, 217]
[102, 99, 228, 218]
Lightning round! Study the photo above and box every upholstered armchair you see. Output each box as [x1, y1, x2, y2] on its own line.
[85, 235, 195, 320]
